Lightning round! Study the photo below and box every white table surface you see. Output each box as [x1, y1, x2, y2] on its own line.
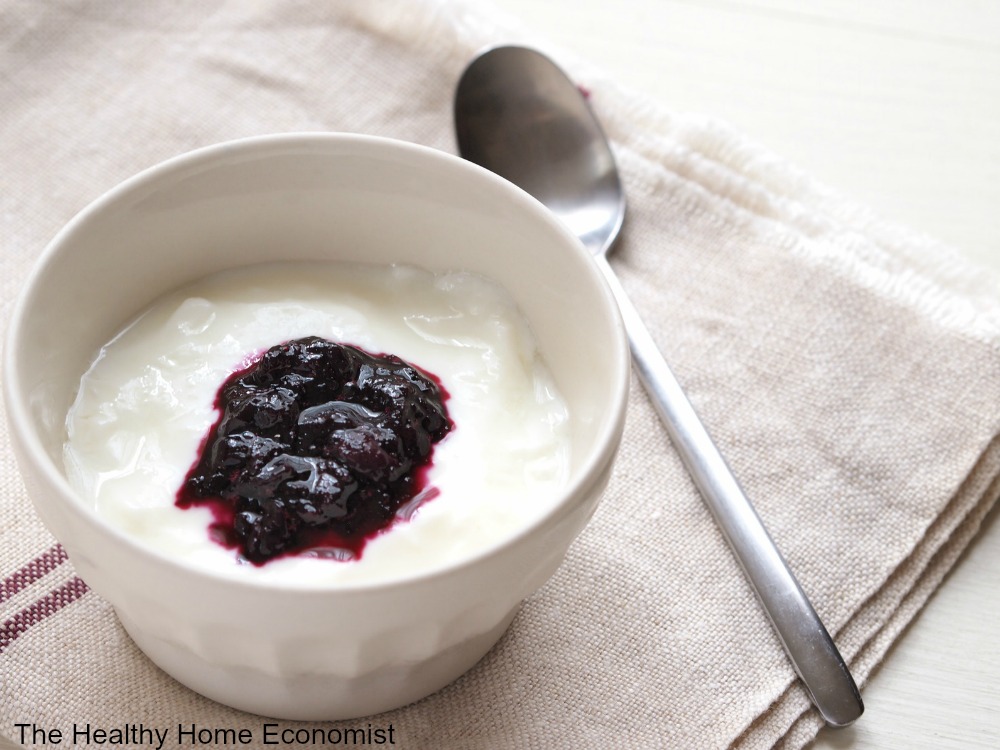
[485, 1, 1000, 748]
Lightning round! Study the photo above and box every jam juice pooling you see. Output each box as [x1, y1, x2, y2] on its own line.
[63, 262, 571, 585]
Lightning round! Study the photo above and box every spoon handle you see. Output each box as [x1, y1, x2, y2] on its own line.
[594, 253, 863, 727]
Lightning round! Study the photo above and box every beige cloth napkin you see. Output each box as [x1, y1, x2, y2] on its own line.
[2, 1, 999, 748]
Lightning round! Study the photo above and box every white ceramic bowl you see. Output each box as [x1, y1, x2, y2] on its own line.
[3, 133, 629, 720]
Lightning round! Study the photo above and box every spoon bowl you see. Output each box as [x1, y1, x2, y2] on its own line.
[455, 46, 624, 255]
[455, 44, 864, 728]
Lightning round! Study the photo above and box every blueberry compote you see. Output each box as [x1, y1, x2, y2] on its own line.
[176, 336, 452, 564]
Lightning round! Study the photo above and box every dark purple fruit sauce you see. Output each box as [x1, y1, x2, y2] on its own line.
[176, 336, 452, 565]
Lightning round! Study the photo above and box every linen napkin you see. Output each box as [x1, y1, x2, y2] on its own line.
[2, 1, 999, 748]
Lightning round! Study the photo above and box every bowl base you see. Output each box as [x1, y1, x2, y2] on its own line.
[115, 604, 520, 721]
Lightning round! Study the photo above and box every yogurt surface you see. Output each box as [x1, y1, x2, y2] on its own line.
[63, 261, 570, 585]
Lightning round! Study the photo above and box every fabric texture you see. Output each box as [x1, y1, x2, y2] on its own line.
[2, 1, 999, 748]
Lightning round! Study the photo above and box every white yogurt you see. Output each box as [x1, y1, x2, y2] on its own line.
[63, 262, 570, 586]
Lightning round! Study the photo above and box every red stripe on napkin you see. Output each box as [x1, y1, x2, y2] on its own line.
[0, 544, 69, 603]
[0, 576, 90, 654]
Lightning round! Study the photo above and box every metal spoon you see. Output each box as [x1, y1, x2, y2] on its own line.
[454, 44, 863, 727]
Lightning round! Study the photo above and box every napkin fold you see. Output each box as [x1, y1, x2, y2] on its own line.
[2, 1, 999, 748]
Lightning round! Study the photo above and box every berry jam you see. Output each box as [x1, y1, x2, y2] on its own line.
[176, 336, 452, 565]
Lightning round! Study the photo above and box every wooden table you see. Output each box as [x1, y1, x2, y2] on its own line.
[487, 1, 1000, 747]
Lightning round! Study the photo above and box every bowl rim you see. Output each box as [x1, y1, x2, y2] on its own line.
[3, 131, 631, 595]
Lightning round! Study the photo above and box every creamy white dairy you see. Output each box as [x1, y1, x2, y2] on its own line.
[63, 262, 570, 586]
